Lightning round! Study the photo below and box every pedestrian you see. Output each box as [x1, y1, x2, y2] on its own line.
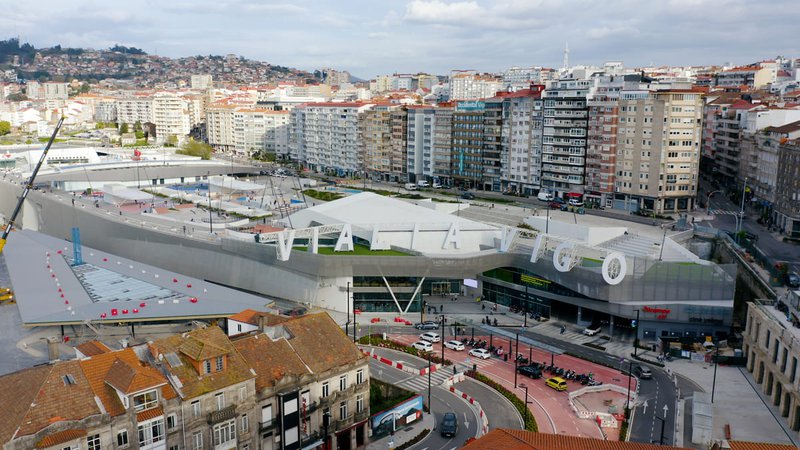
[71, 198, 75, 206]
[493, 318, 498, 326]
[482, 304, 485, 311]
[440, 304, 443, 313]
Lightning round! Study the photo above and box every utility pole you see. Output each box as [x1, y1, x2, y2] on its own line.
[711, 339, 720, 403]
[625, 359, 633, 410]
[207, 171, 213, 234]
[514, 332, 520, 387]
[735, 177, 748, 243]
[632, 309, 640, 357]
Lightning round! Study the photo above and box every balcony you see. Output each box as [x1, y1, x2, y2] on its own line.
[208, 405, 237, 425]
[260, 419, 279, 432]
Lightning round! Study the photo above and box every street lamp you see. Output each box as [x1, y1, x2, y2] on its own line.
[625, 358, 633, 410]
[706, 190, 722, 215]
[441, 315, 446, 364]
[514, 333, 520, 388]
[632, 309, 640, 357]
[207, 171, 213, 234]
[711, 338, 720, 403]
[427, 352, 432, 417]
[519, 383, 530, 427]
[735, 177, 748, 243]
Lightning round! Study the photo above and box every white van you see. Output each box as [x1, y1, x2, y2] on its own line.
[537, 192, 553, 202]
[404, 183, 417, 191]
[417, 180, 429, 188]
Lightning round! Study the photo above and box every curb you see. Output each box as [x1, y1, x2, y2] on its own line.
[448, 385, 490, 436]
[361, 346, 444, 376]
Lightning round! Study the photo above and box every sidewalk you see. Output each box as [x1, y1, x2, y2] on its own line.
[365, 412, 434, 450]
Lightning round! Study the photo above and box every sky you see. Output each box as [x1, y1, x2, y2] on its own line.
[3, 0, 798, 78]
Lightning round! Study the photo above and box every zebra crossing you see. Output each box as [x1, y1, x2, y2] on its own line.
[708, 209, 741, 216]
[396, 367, 455, 392]
[530, 323, 633, 358]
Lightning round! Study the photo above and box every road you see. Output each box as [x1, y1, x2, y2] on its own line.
[367, 347, 482, 449]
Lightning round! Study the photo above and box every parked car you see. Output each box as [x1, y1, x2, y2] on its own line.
[444, 340, 465, 351]
[568, 199, 584, 207]
[420, 331, 441, 343]
[789, 271, 800, 288]
[440, 412, 458, 437]
[545, 376, 568, 391]
[633, 365, 652, 379]
[469, 348, 491, 359]
[518, 365, 542, 379]
[461, 192, 475, 200]
[537, 192, 554, 202]
[548, 201, 562, 209]
[414, 321, 439, 330]
[583, 325, 602, 336]
[412, 341, 434, 352]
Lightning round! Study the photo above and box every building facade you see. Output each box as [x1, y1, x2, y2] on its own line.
[499, 88, 544, 195]
[775, 139, 800, 237]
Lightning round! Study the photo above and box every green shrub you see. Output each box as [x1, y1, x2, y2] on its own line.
[395, 429, 430, 450]
[302, 189, 344, 202]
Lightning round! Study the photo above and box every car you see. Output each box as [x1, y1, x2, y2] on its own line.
[444, 340, 465, 351]
[412, 341, 434, 352]
[461, 192, 475, 200]
[545, 376, 568, 391]
[537, 192, 554, 202]
[789, 271, 800, 288]
[420, 331, 441, 343]
[633, 365, 652, 379]
[414, 321, 439, 330]
[517, 365, 542, 379]
[583, 325, 602, 336]
[548, 201, 562, 209]
[742, 231, 758, 241]
[440, 412, 458, 437]
[469, 348, 491, 359]
[568, 199, 584, 207]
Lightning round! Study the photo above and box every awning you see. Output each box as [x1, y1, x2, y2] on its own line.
[566, 192, 582, 198]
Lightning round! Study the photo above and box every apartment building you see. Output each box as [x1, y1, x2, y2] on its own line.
[449, 71, 504, 101]
[233, 108, 291, 157]
[229, 311, 370, 450]
[541, 78, 590, 199]
[362, 105, 396, 181]
[774, 133, 800, 237]
[451, 101, 486, 189]
[116, 94, 154, 127]
[207, 104, 237, 154]
[743, 301, 800, 437]
[614, 89, 704, 214]
[290, 103, 374, 175]
[482, 98, 504, 191]
[26, 81, 69, 100]
[715, 65, 777, 89]
[389, 107, 408, 182]
[498, 88, 544, 195]
[0, 346, 180, 450]
[191, 74, 213, 90]
[152, 92, 191, 144]
[586, 90, 619, 207]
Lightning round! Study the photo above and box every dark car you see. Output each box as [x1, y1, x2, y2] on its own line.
[788, 271, 800, 288]
[461, 192, 475, 200]
[548, 201, 562, 209]
[414, 321, 439, 330]
[633, 365, 652, 379]
[517, 365, 542, 379]
[742, 231, 758, 242]
[440, 412, 458, 437]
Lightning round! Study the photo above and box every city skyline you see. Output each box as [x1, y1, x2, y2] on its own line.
[3, 0, 798, 77]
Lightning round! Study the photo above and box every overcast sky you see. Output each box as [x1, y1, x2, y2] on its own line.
[4, 0, 798, 78]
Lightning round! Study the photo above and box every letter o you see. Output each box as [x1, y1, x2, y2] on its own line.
[602, 252, 628, 285]
[552, 242, 575, 272]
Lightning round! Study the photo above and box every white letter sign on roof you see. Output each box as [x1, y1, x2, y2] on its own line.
[442, 223, 461, 249]
[499, 226, 517, 252]
[370, 224, 390, 250]
[602, 252, 627, 285]
[335, 224, 354, 252]
[529, 234, 544, 263]
[552, 242, 575, 273]
[276, 230, 296, 261]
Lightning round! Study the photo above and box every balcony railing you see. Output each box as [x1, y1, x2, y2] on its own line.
[208, 405, 237, 425]
[260, 419, 279, 432]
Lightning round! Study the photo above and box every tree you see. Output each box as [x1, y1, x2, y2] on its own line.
[120, 123, 129, 134]
[0, 121, 10, 136]
[133, 120, 142, 132]
[176, 139, 212, 160]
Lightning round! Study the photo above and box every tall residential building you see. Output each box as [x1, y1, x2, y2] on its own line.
[715, 65, 777, 89]
[25, 81, 69, 100]
[586, 79, 622, 207]
[614, 89, 704, 214]
[389, 107, 408, 181]
[482, 98, 504, 191]
[449, 71, 504, 101]
[207, 104, 237, 154]
[290, 102, 374, 175]
[541, 78, 591, 198]
[771, 124, 800, 236]
[152, 91, 191, 143]
[363, 104, 396, 181]
[322, 68, 352, 87]
[190, 74, 213, 90]
[407, 105, 454, 185]
[451, 101, 486, 188]
[498, 88, 544, 195]
[233, 108, 291, 157]
[431, 106, 454, 186]
[116, 94, 154, 127]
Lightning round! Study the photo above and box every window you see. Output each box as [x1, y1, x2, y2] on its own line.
[216, 392, 225, 411]
[133, 390, 159, 412]
[167, 413, 177, 430]
[356, 394, 364, 413]
[241, 413, 250, 433]
[116, 430, 129, 448]
[339, 401, 348, 420]
[340, 375, 348, 391]
[87, 434, 101, 450]
[193, 431, 203, 450]
[239, 386, 247, 401]
[60, 446, 79, 450]
[213, 419, 236, 446]
[169, 446, 180, 450]
[215, 356, 224, 372]
[356, 369, 364, 385]
[322, 382, 329, 398]
[191, 400, 201, 417]
[262, 404, 273, 426]
[138, 418, 165, 447]
[204, 359, 212, 374]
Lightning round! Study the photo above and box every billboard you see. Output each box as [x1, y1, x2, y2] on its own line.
[370, 394, 424, 438]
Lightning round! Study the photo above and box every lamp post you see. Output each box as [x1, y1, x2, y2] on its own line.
[427, 352, 432, 417]
[523, 281, 529, 328]
[735, 177, 748, 243]
[711, 339, 720, 403]
[441, 315, 445, 364]
[519, 383, 530, 427]
[632, 309, 640, 357]
[207, 171, 213, 234]
[514, 332, 520, 387]
[625, 358, 633, 410]
[706, 190, 722, 215]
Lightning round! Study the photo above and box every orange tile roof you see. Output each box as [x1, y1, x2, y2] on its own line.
[234, 333, 311, 390]
[228, 308, 288, 327]
[136, 406, 164, 423]
[461, 429, 694, 450]
[282, 313, 366, 374]
[75, 340, 112, 357]
[80, 347, 175, 417]
[179, 334, 228, 360]
[0, 365, 52, 443]
[35, 429, 87, 449]
[104, 357, 168, 394]
[728, 442, 799, 450]
[149, 326, 255, 399]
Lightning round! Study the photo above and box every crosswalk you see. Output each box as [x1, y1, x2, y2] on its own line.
[396, 368, 455, 392]
[530, 324, 632, 358]
[708, 209, 741, 216]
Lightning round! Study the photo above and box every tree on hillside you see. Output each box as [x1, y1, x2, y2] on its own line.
[0, 121, 11, 136]
[176, 139, 212, 160]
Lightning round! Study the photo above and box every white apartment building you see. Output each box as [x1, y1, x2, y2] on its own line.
[449, 71, 504, 101]
[116, 94, 153, 126]
[190, 74, 213, 90]
[406, 105, 455, 184]
[152, 92, 191, 143]
[499, 88, 544, 195]
[290, 103, 374, 175]
[207, 104, 238, 154]
[232, 108, 291, 157]
[25, 81, 69, 100]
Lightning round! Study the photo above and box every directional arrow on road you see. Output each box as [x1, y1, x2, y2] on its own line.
[663, 404, 669, 416]
[642, 400, 648, 415]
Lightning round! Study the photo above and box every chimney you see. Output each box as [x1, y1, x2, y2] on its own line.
[47, 336, 61, 362]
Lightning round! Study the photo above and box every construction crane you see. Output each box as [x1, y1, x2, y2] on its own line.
[0, 117, 64, 254]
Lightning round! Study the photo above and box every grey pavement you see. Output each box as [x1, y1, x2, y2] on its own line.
[365, 410, 434, 450]
[456, 377, 523, 431]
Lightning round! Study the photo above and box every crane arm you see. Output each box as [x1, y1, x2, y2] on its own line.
[0, 117, 64, 254]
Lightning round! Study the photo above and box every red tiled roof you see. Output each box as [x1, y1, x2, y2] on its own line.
[136, 406, 164, 423]
[730, 99, 756, 110]
[728, 441, 798, 450]
[75, 340, 112, 357]
[35, 429, 87, 449]
[462, 429, 694, 450]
